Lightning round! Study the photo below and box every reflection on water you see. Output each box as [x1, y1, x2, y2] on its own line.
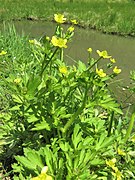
[1, 20, 135, 108]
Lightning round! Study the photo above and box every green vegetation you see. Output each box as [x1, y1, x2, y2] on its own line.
[0, 0, 135, 36]
[0, 14, 135, 179]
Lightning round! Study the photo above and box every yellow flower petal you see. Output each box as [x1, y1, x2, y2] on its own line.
[67, 26, 74, 32]
[113, 66, 121, 74]
[0, 50, 7, 55]
[31, 177, 40, 180]
[96, 68, 106, 78]
[110, 58, 116, 63]
[29, 39, 34, 44]
[31, 166, 53, 180]
[97, 50, 111, 59]
[54, 14, 66, 24]
[59, 66, 68, 74]
[46, 175, 53, 180]
[14, 78, 21, 84]
[117, 148, 126, 156]
[112, 169, 123, 180]
[87, 48, 92, 53]
[106, 158, 116, 168]
[41, 166, 48, 174]
[70, 19, 78, 25]
[112, 166, 119, 172]
[51, 36, 67, 48]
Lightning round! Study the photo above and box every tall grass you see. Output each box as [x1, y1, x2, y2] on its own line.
[0, 24, 33, 111]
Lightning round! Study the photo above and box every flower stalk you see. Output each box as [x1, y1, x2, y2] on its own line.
[62, 85, 89, 134]
[124, 112, 135, 143]
[108, 111, 114, 136]
[86, 57, 102, 71]
[40, 47, 58, 77]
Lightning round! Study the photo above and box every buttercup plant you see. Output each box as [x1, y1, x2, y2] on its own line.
[0, 14, 135, 179]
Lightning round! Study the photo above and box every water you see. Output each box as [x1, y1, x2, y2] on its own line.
[1, 20, 135, 107]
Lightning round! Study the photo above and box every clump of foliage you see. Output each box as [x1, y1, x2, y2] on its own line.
[0, 14, 135, 180]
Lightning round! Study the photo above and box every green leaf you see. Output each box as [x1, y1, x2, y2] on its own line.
[96, 134, 114, 151]
[12, 94, 23, 103]
[27, 114, 39, 123]
[78, 61, 86, 72]
[72, 124, 82, 150]
[15, 156, 36, 170]
[10, 105, 21, 111]
[128, 151, 135, 157]
[78, 149, 85, 166]
[68, 72, 76, 79]
[58, 158, 64, 169]
[99, 98, 123, 115]
[90, 158, 104, 165]
[65, 153, 73, 169]
[59, 142, 70, 152]
[27, 75, 41, 95]
[73, 155, 79, 169]
[31, 121, 50, 131]
[43, 146, 53, 173]
[27, 151, 44, 168]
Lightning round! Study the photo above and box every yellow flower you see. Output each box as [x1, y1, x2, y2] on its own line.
[51, 36, 67, 48]
[113, 66, 121, 74]
[29, 39, 41, 47]
[31, 166, 52, 180]
[70, 19, 78, 25]
[106, 158, 123, 180]
[59, 66, 68, 74]
[87, 48, 92, 53]
[110, 58, 116, 63]
[29, 39, 35, 44]
[96, 68, 106, 78]
[112, 169, 123, 180]
[0, 50, 7, 56]
[67, 26, 74, 32]
[54, 13, 66, 24]
[14, 78, 21, 84]
[97, 50, 111, 59]
[117, 148, 126, 156]
[106, 158, 116, 169]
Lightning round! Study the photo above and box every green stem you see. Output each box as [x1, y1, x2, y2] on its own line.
[60, 48, 64, 62]
[40, 47, 58, 77]
[124, 112, 135, 143]
[107, 111, 114, 137]
[86, 57, 102, 71]
[62, 85, 89, 134]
